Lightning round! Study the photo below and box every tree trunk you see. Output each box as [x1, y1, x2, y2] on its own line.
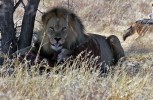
[0, 0, 17, 54]
[18, 0, 40, 49]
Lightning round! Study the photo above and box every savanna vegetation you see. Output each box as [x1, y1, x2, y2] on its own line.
[0, 0, 153, 99]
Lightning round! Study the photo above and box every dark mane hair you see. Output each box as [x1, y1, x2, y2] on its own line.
[38, 7, 87, 52]
[41, 7, 84, 33]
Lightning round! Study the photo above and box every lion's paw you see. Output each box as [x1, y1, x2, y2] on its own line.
[57, 49, 71, 63]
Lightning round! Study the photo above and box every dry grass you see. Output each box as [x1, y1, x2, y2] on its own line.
[36, 0, 153, 33]
[0, 0, 153, 99]
[0, 53, 153, 100]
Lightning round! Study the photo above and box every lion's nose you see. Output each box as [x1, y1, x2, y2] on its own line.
[54, 37, 61, 42]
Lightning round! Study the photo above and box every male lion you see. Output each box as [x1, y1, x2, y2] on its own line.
[123, 19, 153, 41]
[16, 7, 124, 73]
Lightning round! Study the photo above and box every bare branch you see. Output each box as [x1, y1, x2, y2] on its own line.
[14, 19, 22, 25]
[37, 9, 44, 14]
[14, 20, 22, 30]
[35, 19, 41, 24]
[21, 0, 26, 9]
[15, 25, 22, 31]
[13, 0, 22, 12]
[68, 0, 69, 8]
[43, 0, 44, 5]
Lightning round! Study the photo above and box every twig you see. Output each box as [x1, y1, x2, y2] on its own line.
[14, 19, 22, 30]
[43, 0, 45, 6]
[35, 19, 42, 24]
[37, 9, 44, 14]
[14, 19, 22, 25]
[21, 0, 26, 9]
[13, 0, 22, 12]
[15, 25, 22, 28]
[68, 0, 69, 8]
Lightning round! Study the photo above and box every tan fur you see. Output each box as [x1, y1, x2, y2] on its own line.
[123, 20, 153, 41]
[36, 7, 124, 67]
[37, 7, 86, 55]
[16, 7, 124, 73]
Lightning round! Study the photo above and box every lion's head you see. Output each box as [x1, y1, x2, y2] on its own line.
[38, 7, 86, 53]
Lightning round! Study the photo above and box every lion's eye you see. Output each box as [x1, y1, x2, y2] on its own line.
[62, 27, 67, 31]
[49, 27, 54, 31]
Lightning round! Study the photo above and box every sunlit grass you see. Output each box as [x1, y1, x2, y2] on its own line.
[0, 52, 153, 99]
[0, 0, 153, 99]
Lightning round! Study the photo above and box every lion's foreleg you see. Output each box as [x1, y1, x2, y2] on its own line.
[57, 48, 72, 63]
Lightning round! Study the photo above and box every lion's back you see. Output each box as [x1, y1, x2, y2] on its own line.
[88, 34, 114, 65]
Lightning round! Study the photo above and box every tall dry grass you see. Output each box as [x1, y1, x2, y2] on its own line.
[0, 53, 153, 99]
[0, 0, 153, 99]
[35, 0, 153, 33]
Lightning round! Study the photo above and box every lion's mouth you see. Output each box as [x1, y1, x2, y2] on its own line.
[51, 43, 63, 51]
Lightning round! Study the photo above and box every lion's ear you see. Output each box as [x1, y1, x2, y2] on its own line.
[68, 13, 76, 21]
[67, 13, 84, 31]
[42, 12, 51, 25]
[42, 12, 54, 25]
[67, 13, 76, 28]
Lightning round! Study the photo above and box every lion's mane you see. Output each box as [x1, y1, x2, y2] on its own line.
[37, 7, 87, 55]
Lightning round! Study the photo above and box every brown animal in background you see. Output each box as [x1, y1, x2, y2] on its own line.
[123, 19, 153, 41]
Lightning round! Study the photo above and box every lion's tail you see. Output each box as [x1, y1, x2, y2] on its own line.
[123, 25, 135, 41]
